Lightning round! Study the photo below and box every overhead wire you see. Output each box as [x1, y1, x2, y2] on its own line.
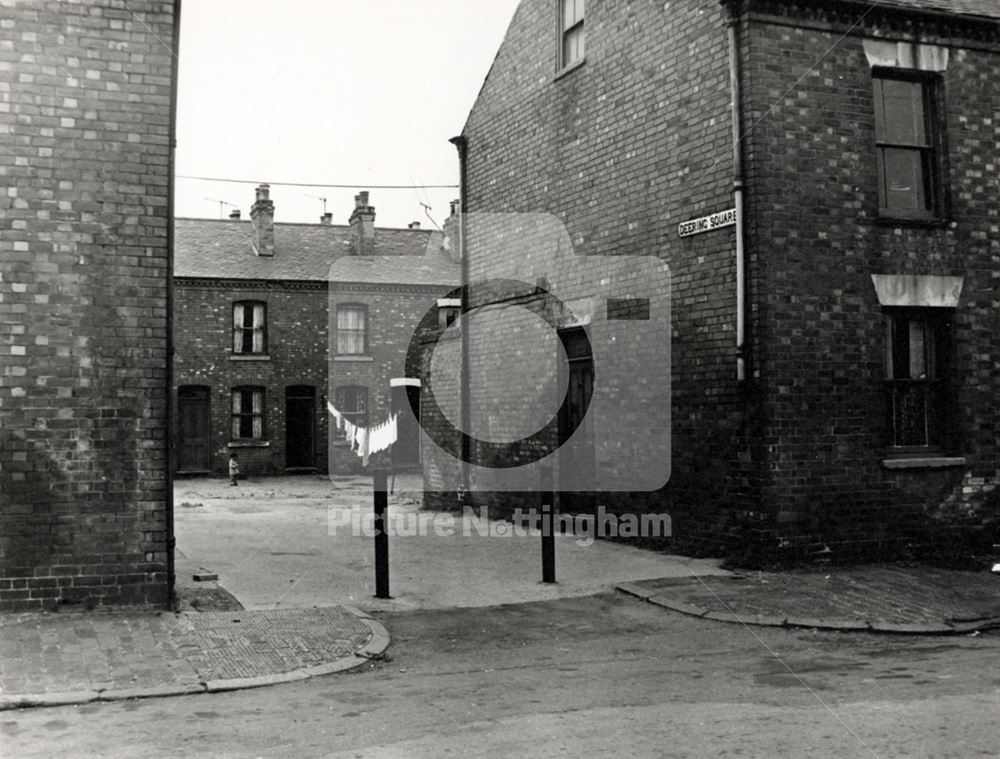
[176, 174, 458, 190]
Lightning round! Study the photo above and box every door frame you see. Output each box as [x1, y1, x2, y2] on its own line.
[284, 385, 317, 471]
[177, 385, 211, 474]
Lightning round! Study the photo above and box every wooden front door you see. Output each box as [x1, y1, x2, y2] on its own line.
[177, 386, 211, 472]
[285, 385, 316, 470]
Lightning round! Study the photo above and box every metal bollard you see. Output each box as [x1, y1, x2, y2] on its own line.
[540, 466, 555, 583]
[373, 468, 390, 598]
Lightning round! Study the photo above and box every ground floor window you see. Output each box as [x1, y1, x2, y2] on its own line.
[884, 309, 952, 448]
[232, 386, 265, 439]
[335, 385, 368, 429]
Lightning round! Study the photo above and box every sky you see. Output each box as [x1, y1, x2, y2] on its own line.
[174, 0, 521, 229]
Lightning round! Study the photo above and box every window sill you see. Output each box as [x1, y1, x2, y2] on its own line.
[875, 214, 949, 229]
[333, 355, 374, 362]
[881, 455, 966, 470]
[228, 440, 271, 448]
[554, 57, 585, 81]
[230, 354, 271, 362]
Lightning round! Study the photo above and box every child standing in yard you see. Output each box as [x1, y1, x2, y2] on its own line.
[229, 452, 240, 486]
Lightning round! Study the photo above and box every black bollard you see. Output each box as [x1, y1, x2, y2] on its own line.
[540, 466, 555, 583]
[373, 468, 390, 598]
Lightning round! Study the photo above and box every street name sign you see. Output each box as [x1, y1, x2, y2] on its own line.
[678, 208, 737, 238]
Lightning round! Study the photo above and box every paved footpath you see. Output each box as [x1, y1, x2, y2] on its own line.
[0, 605, 388, 710]
[619, 564, 1000, 634]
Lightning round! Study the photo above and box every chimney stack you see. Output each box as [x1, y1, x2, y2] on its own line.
[229, 209, 241, 220]
[349, 190, 376, 256]
[408, 221, 421, 230]
[443, 198, 461, 262]
[250, 184, 274, 257]
[320, 212, 333, 225]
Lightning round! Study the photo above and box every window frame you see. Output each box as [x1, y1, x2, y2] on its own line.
[231, 385, 266, 440]
[334, 385, 368, 430]
[871, 68, 945, 222]
[558, 0, 585, 73]
[232, 300, 267, 355]
[336, 303, 368, 356]
[882, 308, 953, 451]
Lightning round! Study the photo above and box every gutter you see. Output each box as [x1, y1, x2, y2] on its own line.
[448, 135, 471, 500]
[724, 2, 749, 382]
[164, 0, 183, 610]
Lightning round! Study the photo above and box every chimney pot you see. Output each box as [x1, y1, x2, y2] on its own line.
[443, 199, 462, 263]
[250, 183, 275, 256]
[349, 190, 376, 255]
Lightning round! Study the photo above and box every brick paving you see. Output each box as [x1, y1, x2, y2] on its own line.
[0, 607, 373, 700]
[183, 608, 372, 681]
[625, 565, 1000, 630]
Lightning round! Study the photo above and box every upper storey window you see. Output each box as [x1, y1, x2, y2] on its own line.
[560, 0, 585, 70]
[336, 304, 368, 355]
[233, 301, 266, 354]
[872, 71, 942, 220]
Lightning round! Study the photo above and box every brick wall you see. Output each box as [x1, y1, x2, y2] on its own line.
[330, 284, 453, 474]
[740, 1, 1000, 559]
[0, 0, 178, 610]
[450, 0, 999, 561]
[174, 281, 330, 475]
[447, 0, 749, 549]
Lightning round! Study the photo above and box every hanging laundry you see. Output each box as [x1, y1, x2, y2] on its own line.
[327, 405, 399, 465]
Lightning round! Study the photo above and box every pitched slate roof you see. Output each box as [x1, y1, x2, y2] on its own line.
[174, 218, 441, 282]
[327, 247, 460, 288]
[830, 0, 1000, 21]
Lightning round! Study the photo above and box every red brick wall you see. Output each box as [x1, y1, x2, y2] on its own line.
[740, 1, 1000, 558]
[447, 0, 749, 549]
[449, 0, 999, 560]
[0, 1, 178, 610]
[174, 281, 331, 475]
[329, 284, 453, 473]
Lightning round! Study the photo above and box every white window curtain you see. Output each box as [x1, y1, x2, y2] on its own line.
[337, 307, 366, 354]
[252, 303, 265, 353]
[252, 389, 263, 438]
[231, 390, 241, 438]
[232, 303, 245, 353]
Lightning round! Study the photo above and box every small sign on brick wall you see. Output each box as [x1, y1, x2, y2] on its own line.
[678, 208, 737, 237]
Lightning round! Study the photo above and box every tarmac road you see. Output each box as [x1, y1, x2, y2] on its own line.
[4, 592, 999, 758]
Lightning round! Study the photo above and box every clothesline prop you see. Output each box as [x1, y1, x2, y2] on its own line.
[327, 402, 398, 467]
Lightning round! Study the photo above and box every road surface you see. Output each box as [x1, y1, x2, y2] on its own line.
[4, 592, 999, 758]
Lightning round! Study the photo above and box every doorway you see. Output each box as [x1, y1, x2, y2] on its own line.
[285, 385, 316, 470]
[558, 327, 595, 512]
[390, 378, 421, 466]
[177, 385, 211, 473]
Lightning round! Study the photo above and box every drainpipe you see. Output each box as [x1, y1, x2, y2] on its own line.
[725, 3, 748, 382]
[448, 135, 471, 501]
[165, 0, 183, 610]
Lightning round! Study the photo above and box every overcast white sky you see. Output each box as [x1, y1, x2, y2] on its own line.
[174, 0, 521, 229]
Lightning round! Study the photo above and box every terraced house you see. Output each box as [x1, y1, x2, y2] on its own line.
[432, 0, 1000, 561]
[173, 187, 458, 477]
